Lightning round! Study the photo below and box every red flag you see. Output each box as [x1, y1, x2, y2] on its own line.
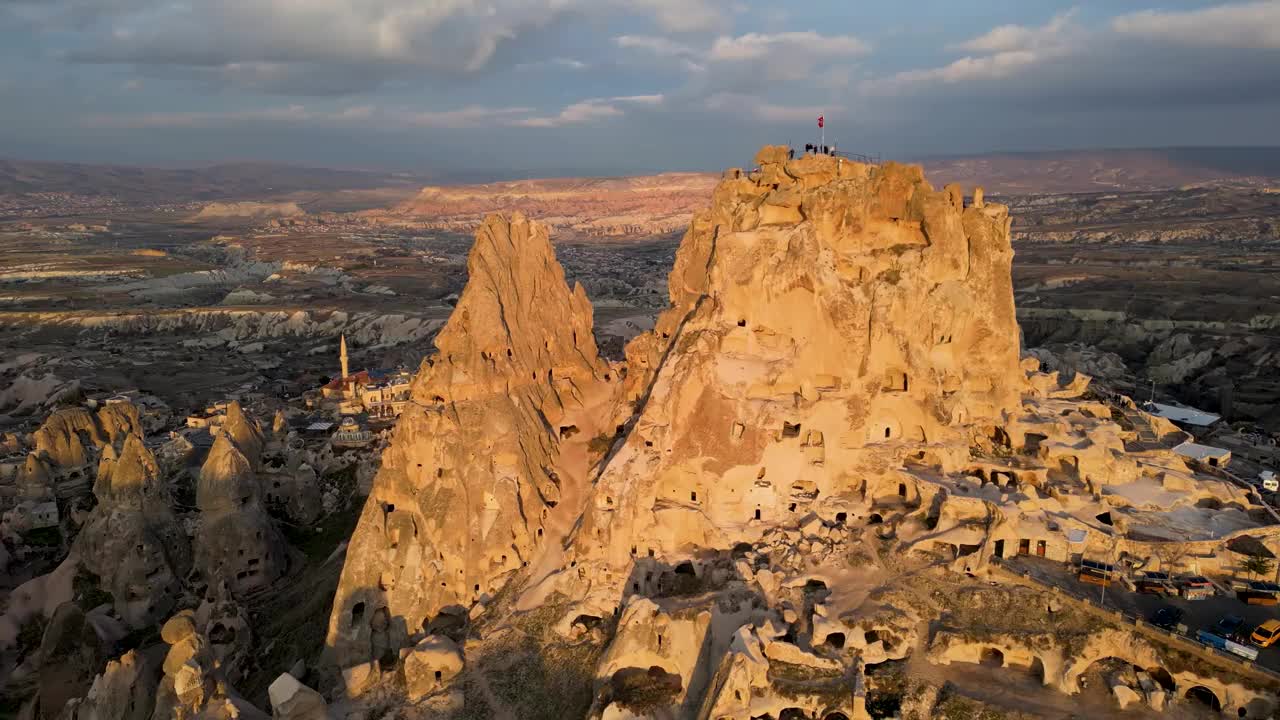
[817, 115, 824, 128]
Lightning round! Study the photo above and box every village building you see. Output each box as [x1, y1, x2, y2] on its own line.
[317, 335, 413, 419]
[331, 417, 374, 449]
[1173, 440, 1233, 468]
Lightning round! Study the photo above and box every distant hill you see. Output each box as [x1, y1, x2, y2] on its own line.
[4, 147, 1278, 205]
[0, 158, 425, 201]
[919, 147, 1280, 195]
[370, 172, 719, 240]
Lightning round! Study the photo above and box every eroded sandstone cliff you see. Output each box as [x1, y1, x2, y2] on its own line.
[327, 213, 616, 667]
[574, 146, 1022, 577]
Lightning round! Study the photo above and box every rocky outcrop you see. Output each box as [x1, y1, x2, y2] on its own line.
[572, 146, 1021, 578]
[326, 213, 615, 669]
[191, 201, 305, 221]
[152, 610, 269, 720]
[60, 651, 159, 720]
[29, 403, 141, 472]
[192, 402, 290, 595]
[73, 433, 190, 628]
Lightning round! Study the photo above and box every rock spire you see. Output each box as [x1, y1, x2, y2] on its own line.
[326, 213, 615, 667]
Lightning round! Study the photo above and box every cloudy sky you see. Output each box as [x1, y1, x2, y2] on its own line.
[1, 0, 1278, 176]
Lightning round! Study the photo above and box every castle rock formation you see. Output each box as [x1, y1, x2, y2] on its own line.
[574, 146, 1021, 576]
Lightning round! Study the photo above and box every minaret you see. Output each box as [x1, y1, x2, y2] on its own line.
[340, 334, 350, 382]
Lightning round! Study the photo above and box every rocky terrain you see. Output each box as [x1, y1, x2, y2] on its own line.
[922, 147, 1280, 195]
[365, 172, 719, 241]
[2, 146, 1280, 720]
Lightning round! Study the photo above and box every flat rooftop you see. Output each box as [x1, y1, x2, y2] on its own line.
[1173, 441, 1232, 461]
[1144, 401, 1221, 427]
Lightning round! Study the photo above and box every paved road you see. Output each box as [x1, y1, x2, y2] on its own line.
[1004, 556, 1280, 674]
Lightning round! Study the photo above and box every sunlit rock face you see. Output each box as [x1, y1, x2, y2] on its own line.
[192, 401, 291, 595]
[573, 146, 1021, 574]
[326, 213, 615, 667]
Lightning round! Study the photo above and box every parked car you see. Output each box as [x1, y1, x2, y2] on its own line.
[1150, 606, 1184, 631]
[1251, 619, 1280, 648]
[1216, 615, 1245, 637]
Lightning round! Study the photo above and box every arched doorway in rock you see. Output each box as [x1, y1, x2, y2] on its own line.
[980, 647, 1004, 667]
[823, 713, 851, 720]
[779, 710, 809, 720]
[824, 632, 846, 650]
[867, 513, 883, 525]
[1028, 656, 1045, 683]
[1185, 686, 1222, 712]
[1146, 666, 1175, 692]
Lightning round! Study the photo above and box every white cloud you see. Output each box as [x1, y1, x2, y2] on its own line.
[515, 94, 664, 128]
[1112, 1, 1280, 49]
[865, 11, 1081, 95]
[85, 93, 664, 131]
[955, 9, 1078, 53]
[614, 35, 706, 72]
[515, 101, 623, 128]
[516, 57, 589, 71]
[396, 105, 535, 128]
[709, 32, 869, 62]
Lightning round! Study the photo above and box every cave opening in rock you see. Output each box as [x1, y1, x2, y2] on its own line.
[1185, 686, 1221, 712]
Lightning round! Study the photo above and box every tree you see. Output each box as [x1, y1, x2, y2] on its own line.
[1240, 555, 1274, 580]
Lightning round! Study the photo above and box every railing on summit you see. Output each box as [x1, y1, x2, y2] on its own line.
[833, 151, 881, 164]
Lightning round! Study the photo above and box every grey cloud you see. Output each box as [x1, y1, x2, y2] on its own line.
[1112, 1, 1280, 50]
[12, 0, 725, 96]
[862, 8, 1280, 111]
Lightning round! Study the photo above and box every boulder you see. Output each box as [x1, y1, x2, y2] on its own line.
[1113, 684, 1142, 710]
[268, 673, 329, 720]
[402, 635, 464, 701]
[341, 661, 379, 698]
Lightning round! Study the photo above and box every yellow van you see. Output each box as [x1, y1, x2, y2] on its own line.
[1250, 619, 1280, 647]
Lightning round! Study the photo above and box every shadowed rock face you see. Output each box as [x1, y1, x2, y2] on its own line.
[192, 401, 290, 596]
[75, 433, 191, 628]
[575, 146, 1022, 572]
[327, 213, 612, 667]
